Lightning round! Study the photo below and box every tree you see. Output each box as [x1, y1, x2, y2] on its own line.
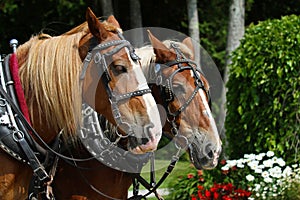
[186, 0, 200, 65]
[99, 0, 114, 16]
[129, 0, 143, 47]
[219, 0, 245, 151]
[224, 0, 245, 83]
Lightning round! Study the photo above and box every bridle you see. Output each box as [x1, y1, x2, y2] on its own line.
[80, 31, 151, 138]
[154, 42, 211, 137]
[129, 43, 212, 200]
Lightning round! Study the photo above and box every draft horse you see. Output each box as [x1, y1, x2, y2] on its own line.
[0, 8, 162, 200]
[51, 31, 222, 199]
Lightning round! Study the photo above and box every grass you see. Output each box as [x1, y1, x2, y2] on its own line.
[129, 158, 195, 198]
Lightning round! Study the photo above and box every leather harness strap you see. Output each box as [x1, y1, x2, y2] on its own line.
[0, 54, 58, 200]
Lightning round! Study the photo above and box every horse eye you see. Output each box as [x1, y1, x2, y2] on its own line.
[173, 84, 185, 94]
[114, 65, 127, 74]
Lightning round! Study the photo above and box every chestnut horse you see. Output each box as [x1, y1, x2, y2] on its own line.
[0, 8, 162, 200]
[51, 31, 222, 199]
[141, 32, 222, 170]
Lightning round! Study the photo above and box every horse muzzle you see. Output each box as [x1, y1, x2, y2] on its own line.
[189, 140, 222, 170]
[126, 123, 161, 154]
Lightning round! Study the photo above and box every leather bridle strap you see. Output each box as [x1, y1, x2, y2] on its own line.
[80, 35, 151, 137]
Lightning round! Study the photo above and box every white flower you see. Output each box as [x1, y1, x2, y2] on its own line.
[226, 160, 237, 168]
[261, 171, 269, 178]
[255, 168, 263, 174]
[263, 159, 274, 168]
[269, 166, 282, 178]
[254, 183, 261, 191]
[259, 152, 266, 157]
[246, 174, 255, 181]
[271, 156, 278, 163]
[266, 151, 274, 157]
[258, 164, 265, 169]
[276, 158, 286, 167]
[264, 176, 273, 183]
[256, 154, 264, 161]
[248, 160, 259, 170]
[221, 165, 229, 171]
[282, 166, 292, 177]
[237, 163, 245, 168]
[292, 164, 298, 168]
[244, 153, 256, 160]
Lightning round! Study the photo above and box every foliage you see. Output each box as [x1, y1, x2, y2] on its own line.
[225, 15, 300, 164]
[165, 164, 200, 200]
[167, 151, 300, 200]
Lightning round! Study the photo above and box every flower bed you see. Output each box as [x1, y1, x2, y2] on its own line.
[167, 151, 300, 200]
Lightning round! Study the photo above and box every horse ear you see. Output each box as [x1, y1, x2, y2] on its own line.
[107, 15, 120, 28]
[86, 7, 108, 41]
[147, 30, 175, 63]
[182, 37, 195, 60]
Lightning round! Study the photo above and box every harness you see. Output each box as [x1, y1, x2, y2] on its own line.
[0, 41, 60, 200]
[0, 32, 153, 200]
[129, 42, 212, 200]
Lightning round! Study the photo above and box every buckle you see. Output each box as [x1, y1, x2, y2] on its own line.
[33, 166, 50, 181]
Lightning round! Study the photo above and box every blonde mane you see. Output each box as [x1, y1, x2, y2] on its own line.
[17, 22, 91, 138]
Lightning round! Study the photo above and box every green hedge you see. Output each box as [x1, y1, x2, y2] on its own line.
[225, 15, 300, 164]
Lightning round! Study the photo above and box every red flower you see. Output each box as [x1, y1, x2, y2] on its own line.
[191, 194, 197, 200]
[234, 189, 251, 197]
[231, 166, 237, 171]
[198, 185, 204, 191]
[223, 183, 234, 191]
[197, 170, 203, 176]
[199, 177, 205, 182]
[187, 173, 194, 179]
[220, 159, 226, 165]
[205, 190, 211, 198]
[222, 196, 233, 200]
[213, 192, 219, 199]
[221, 170, 229, 175]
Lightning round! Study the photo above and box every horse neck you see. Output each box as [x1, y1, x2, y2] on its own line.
[16, 32, 86, 143]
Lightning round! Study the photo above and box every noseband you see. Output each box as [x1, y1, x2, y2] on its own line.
[80, 32, 151, 138]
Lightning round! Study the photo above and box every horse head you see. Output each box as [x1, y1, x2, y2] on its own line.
[80, 8, 162, 154]
[147, 31, 222, 169]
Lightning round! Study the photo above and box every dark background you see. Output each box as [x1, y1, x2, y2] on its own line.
[1, 0, 299, 72]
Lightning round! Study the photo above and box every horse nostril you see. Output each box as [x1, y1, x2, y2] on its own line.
[141, 137, 149, 145]
[204, 143, 214, 159]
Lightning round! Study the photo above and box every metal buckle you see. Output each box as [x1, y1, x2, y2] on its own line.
[33, 166, 50, 181]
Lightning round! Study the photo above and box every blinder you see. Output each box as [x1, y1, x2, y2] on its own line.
[154, 45, 211, 119]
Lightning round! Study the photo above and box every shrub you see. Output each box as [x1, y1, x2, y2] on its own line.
[225, 15, 300, 163]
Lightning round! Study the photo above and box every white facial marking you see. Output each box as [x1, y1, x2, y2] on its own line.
[126, 49, 162, 146]
[199, 89, 219, 145]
